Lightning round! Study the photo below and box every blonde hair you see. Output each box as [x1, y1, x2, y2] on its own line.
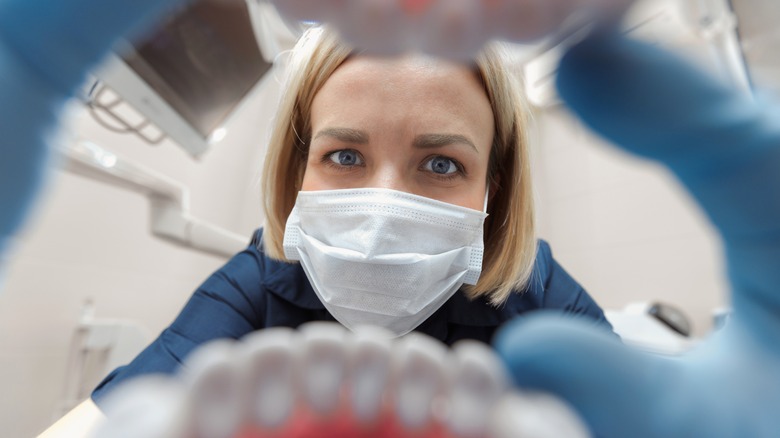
[262, 27, 536, 306]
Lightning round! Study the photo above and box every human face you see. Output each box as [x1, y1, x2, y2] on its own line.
[302, 55, 495, 211]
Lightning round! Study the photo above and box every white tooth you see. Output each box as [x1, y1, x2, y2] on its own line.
[446, 340, 509, 437]
[299, 322, 349, 415]
[182, 340, 244, 438]
[487, 392, 591, 438]
[93, 376, 188, 438]
[239, 328, 298, 430]
[392, 333, 448, 430]
[348, 326, 394, 424]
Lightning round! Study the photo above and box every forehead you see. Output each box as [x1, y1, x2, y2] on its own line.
[311, 55, 494, 137]
[323, 55, 482, 95]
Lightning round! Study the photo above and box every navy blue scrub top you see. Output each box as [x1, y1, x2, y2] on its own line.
[93, 229, 614, 404]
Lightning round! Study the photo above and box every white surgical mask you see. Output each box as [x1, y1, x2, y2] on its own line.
[283, 188, 488, 337]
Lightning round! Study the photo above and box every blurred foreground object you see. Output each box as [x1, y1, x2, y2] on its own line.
[0, 0, 186, 262]
[496, 29, 780, 438]
[94, 323, 590, 438]
[606, 302, 695, 356]
[268, 0, 636, 59]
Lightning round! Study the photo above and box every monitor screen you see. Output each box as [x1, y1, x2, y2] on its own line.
[95, 0, 272, 156]
[123, 0, 272, 139]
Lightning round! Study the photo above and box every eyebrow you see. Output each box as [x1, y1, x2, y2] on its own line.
[313, 128, 478, 153]
[314, 127, 369, 144]
[413, 133, 478, 153]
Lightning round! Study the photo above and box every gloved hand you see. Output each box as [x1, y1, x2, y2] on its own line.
[0, 0, 185, 256]
[495, 32, 780, 437]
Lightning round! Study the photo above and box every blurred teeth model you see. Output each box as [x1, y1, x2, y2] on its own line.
[94, 323, 590, 438]
[268, 0, 637, 60]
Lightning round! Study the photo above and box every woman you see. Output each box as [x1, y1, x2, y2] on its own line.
[92, 26, 613, 403]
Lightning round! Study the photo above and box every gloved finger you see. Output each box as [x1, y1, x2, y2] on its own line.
[0, 0, 189, 253]
[0, 44, 58, 250]
[0, 0, 189, 92]
[493, 313, 676, 437]
[556, 33, 780, 344]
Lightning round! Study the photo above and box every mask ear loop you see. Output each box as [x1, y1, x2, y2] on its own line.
[483, 187, 490, 213]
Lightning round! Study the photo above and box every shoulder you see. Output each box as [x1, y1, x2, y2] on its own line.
[498, 240, 554, 311]
[525, 239, 587, 307]
[509, 239, 553, 298]
[200, 229, 298, 293]
[233, 228, 324, 310]
[532, 240, 553, 286]
[505, 240, 614, 330]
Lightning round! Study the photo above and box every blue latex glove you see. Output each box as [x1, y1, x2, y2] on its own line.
[495, 33, 780, 437]
[0, 0, 184, 257]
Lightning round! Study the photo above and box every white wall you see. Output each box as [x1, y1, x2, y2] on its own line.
[0, 68, 283, 437]
[529, 107, 729, 336]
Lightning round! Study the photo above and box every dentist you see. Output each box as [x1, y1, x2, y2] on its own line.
[91, 25, 614, 402]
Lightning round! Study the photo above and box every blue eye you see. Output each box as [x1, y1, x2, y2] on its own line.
[328, 150, 363, 166]
[426, 156, 458, 175]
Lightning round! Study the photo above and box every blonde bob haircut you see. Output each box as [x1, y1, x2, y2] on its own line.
[262, 26, 537, 306]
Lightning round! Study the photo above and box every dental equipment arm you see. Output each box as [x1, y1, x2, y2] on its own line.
[62, 141, 246, 258]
